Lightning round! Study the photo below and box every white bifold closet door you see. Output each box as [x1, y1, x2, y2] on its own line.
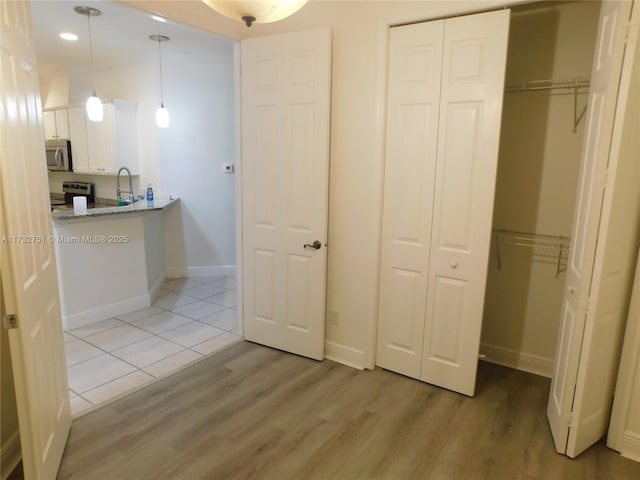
[377, 10, 510, 397]
[547, 0, 638, 458]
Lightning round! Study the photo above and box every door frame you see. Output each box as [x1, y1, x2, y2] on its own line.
[371, 0, 635, 378]
[369, 1, 533, 370]
[233, 41, 244, 338]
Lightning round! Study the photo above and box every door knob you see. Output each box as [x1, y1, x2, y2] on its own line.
[304, 240, 322, 250]
[450, 260, 458, 269]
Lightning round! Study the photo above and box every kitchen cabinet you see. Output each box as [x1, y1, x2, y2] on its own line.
[84, 99, 139, 175]
[67, 107, 89, 173]
[43, 108, 69, 140]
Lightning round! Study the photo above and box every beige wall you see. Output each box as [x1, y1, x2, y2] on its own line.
[481, 1, 601, 375]
[123, 1, 613, 369]
[229, 0, 520, 367]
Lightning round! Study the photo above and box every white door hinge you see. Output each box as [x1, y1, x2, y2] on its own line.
[3, 313, 18, 329]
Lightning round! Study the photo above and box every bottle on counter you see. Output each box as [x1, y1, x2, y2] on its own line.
[146, 183, 154, 204]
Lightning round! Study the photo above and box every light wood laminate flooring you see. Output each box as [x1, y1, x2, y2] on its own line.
[56, 341, 640, 479]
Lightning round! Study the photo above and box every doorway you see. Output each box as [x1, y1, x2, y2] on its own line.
[480, 1, 600, 378]
[29, 0, 242, 417]
[375, 1, 600, 398]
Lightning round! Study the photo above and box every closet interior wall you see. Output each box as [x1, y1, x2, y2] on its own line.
[480, 1, 601, 377]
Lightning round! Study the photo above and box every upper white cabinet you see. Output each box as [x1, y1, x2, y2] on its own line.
[43, 108, 69, 140]
[67, 100, 139, 175]
[86, 100, 138, 175]
[67, 107, 89, 173]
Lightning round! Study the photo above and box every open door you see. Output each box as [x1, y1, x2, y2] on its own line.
[547, 0, 637, 458]
[1, 2, 71, 479]
[241, 29, 331, 360]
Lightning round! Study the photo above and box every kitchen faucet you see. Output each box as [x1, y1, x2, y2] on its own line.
[116, 166, 134, 204]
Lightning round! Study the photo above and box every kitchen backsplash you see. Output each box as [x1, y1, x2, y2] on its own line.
[48, 170, 140, 201]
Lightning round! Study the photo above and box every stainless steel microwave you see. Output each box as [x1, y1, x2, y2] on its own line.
[45, 139, 72, 171]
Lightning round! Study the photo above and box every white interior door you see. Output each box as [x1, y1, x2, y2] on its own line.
[0, 1, 71, 479]
[607, 11, 640, 458]
[420, 10, 510, 397]
[241, 29, 331, 360]
[376, 20, 444, 378]
[547, 0, 635, 457]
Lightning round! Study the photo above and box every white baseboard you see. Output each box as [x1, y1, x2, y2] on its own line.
[62, 294, 150, 331]
[166, 265, 236, 279]
[1, 430, 21, 480]
[325, 341, 366, 370]
[620, 431, 640, 463]
[148, 273, 166, 303]
[480, 343, 553, 378]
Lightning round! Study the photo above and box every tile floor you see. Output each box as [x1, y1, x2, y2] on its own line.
[64, 275, 241, 417]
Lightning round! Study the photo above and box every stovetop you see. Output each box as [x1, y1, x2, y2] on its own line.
[50, 181, 96, 211]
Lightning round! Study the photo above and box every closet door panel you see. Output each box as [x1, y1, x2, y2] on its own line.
[376, 21, 444, 378]
[421, 10, 510, 396]
[547, 0, 635, 456]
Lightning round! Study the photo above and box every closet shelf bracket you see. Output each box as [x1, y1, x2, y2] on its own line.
[573, 85, 588, 133]
[493, 229, 571, 277]
[504, 77, 590, 133]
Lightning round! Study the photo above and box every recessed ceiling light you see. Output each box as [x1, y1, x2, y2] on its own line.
[151, 15, 167, 23]
[59, 32, 78, 41]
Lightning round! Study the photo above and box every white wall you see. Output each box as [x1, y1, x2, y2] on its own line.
[481, 1, 601, 376]
[43, 49, 236, 273]
[237, 0, 524, 367]
[126, 0, 627, 372]
[159, 54, 237, 276]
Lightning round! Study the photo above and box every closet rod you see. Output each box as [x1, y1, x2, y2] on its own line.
[504, 77, 590, 133]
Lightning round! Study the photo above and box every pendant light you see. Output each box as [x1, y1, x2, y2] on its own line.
[150, 35, 170, 128]
[202, 0, 308, 27]
[74, 6, 103, 122]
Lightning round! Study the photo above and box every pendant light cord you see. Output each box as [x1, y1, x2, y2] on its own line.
[85, 9, 97, 95]
[158, 40, 165, 107]
[87, 13, 95, 64]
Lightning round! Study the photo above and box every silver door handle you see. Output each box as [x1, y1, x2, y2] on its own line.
[304, 240, 322, 250]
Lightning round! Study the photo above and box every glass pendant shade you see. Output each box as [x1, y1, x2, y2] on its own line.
[156, 105, 170, 128]
[202, 0, 308, 26]
[76, 6, 103, 122]
[86, 92, 103, 121]
[150, 35, 170, 128]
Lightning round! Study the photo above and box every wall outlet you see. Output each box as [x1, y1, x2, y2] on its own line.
[330, 310, 340, 326]
[223, 163, 234, 174]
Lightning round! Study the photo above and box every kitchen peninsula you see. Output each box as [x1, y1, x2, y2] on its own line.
[52, 198, 179, 330]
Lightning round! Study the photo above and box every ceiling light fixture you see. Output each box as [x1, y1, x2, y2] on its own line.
[150, 34, 170, 128]
[74, 5, 103, 122]
[201, 0, 308, 27]
[59, 32, 78, 41]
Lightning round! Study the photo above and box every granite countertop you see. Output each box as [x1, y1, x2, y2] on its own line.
[52, 198, 179, 221]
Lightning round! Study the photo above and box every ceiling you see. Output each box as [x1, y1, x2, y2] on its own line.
[31, 0, 234, 72]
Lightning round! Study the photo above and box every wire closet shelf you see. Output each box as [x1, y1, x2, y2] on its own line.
[504, 77, 590, 92]
[504, 77, 591, 132]
[492, 229, 571, 277]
